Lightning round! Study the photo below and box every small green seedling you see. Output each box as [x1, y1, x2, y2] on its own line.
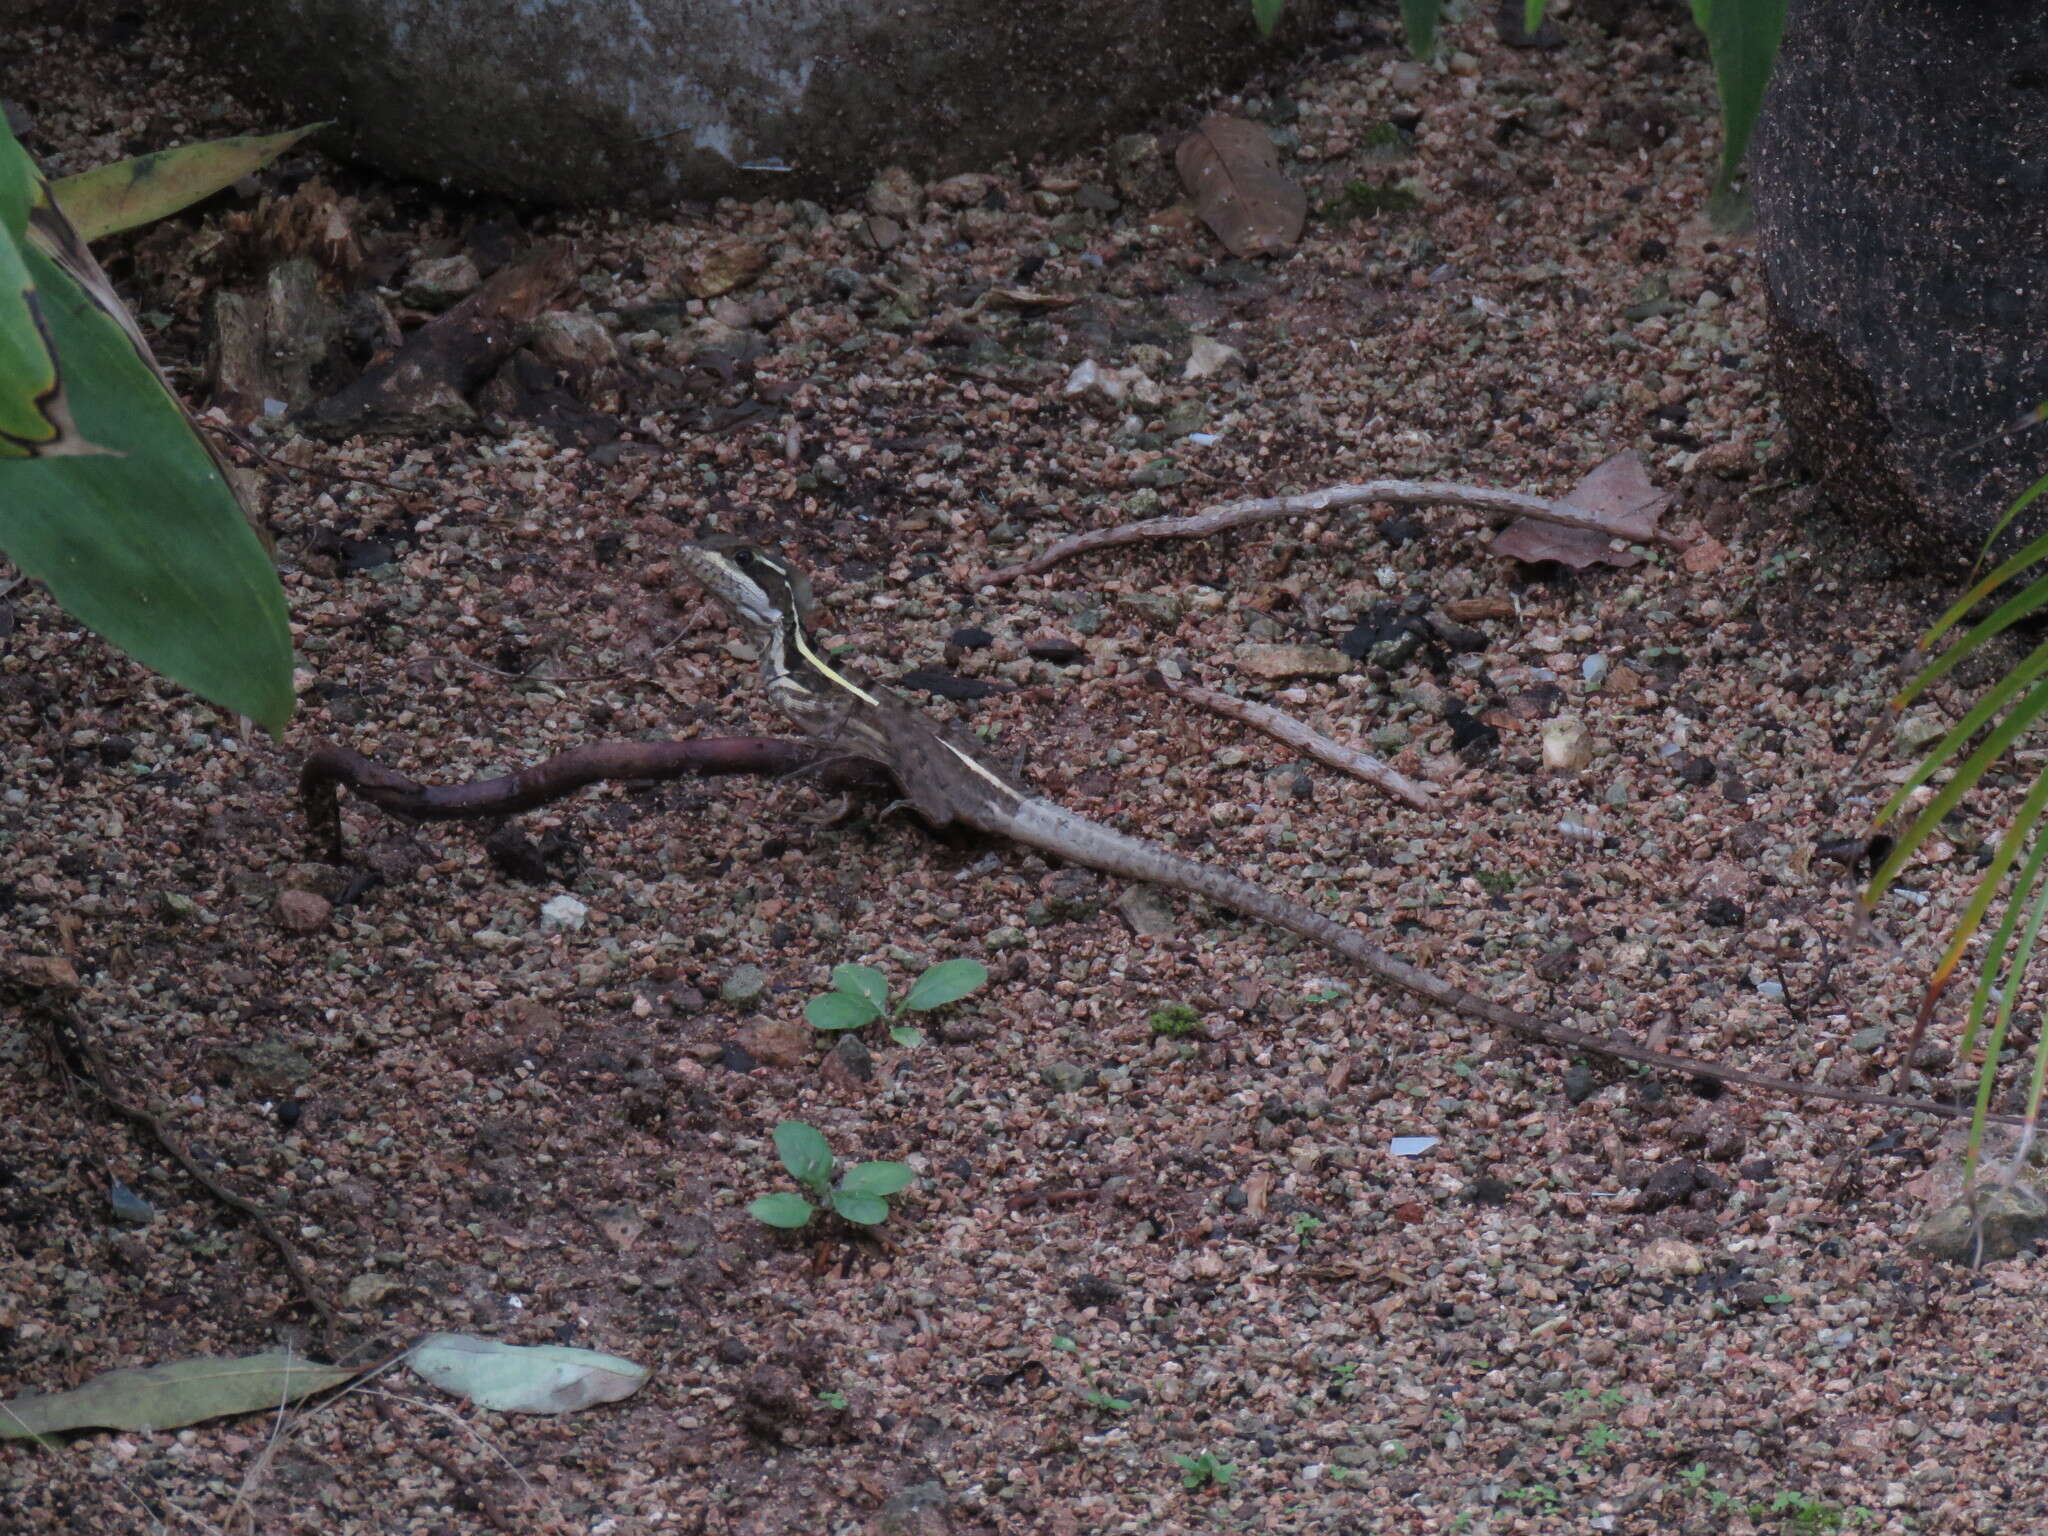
[1082, 1388, 1135, 1414]
[1291, 1213, 1326, 1244]
[1172, 1450, 1236, 1491]
[1148, 1002, 1201, 1038]
[747, 1120, 913, 1230]
[806, 958, 988, 1047]
[817, 1389, 849, 1410]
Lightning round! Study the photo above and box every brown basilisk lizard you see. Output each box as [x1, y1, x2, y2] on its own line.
[677, 540, 1983, 1120]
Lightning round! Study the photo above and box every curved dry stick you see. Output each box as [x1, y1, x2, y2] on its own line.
[301, 736, 894, 862]
[1151, 670, 1438, 812]
[982, 477, 1682, 585]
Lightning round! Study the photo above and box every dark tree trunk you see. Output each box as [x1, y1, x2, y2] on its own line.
[1752, 0, 2048, 572]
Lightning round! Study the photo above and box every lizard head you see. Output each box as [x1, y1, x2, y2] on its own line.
[677, 540, 811, 639]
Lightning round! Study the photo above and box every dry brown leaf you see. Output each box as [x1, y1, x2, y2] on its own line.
[1490, 450, 1674, 569]
[1174, 114, 1306, 259]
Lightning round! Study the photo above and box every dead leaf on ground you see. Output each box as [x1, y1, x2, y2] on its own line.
[408, 1333, 649, 1414]
[0, 1352, 358, 1439]
[51, 124, 327, 243]
[1175, 114, 1306, 259]
[1490, 450, 1675, 569]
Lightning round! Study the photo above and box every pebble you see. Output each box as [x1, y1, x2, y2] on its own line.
[720, 963, 768, 1004]
[1184, 335, 1244, 379]
[539, 894, 589, 932]
[732, 1015, 810, 1069]
[275, 888, 332, 933]
[1541, 716, 1593, 772]
[1040, 1061, 1091, 1093]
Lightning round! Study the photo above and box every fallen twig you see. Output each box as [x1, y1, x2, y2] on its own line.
[25, 992, 343, 1342]
[301, 736, 894, 862]
[1150, 669, 1438, 811]
[982, 458, 1686, 585]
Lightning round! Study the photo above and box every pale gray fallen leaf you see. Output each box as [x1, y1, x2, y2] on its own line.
[0, 1352, 357, 1438]
[408, 1333, 648, 1414]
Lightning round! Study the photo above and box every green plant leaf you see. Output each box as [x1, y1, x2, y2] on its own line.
[1961, 837, 2048, 1177]
[408, 1333, 648, 1414]
[806, 992, 881, 1031]
[0, 143, 102, 458]
[1699, 0, 1786, 225]
[830, 1190, 891, 1225]
[1895, 571, 2048, 713]
[0, 1351, 356, 1438]
[1400, 0, 1440, 58]
[901, 958, 988, 1012]
[830, 963, 889, 1010]
[0, 119, 293, 731]
[1524, 0, 1549, 30]
[1251, 0, 1285, 37]
[888, 1024, 925, 1048]
[1868, 678, 2048, 907]
[747, 1192, 815, 1228]
[51, 124, 326, 243]
[839, 1160, 914, 1197]
[772, 1119, 835, 1187]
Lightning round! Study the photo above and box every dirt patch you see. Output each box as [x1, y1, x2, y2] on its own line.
[0, 4, 2030, 1533]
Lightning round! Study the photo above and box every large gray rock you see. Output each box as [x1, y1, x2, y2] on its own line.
[185, 0, 1332, 207]
[1750, 0, 2048, 572]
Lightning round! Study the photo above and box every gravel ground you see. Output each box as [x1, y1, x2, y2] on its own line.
[4, 4, 2044, 1534]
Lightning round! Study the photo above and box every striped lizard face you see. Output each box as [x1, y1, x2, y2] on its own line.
[676, 542, 789, 638]
[679, 541, 880, 708]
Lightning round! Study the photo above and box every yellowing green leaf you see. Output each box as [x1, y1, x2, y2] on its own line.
[51, 124, 326, 242]
[0, 1352, 356, 1438]
[0, 129, 105, 457]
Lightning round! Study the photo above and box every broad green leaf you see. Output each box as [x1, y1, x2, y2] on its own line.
[839, 1160, 913, 1198]
[830, 1190, 891, 1226]
[0, 1351, 355, 1438]
[0, 130, 102, 456]
[748, 1192, 816, 1228]
[1700, 0, 1786, 227]
[52, 124, 325, 242]
[1400, 0, 1440, 58]
[408, 1333, 647, 1414]
[806, 992, 880, 1031]
[772, 1119, 834, 1187]
[888, 1024, 924, 1048]
[829, 964, 889, 1010]
[901, 958, 988, 1012]
[1251, 0, 1284, 38]
[1524, 0, 1548, 31]
[0, 119, 293, 731]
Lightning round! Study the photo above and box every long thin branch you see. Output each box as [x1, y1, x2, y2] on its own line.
[1150, 669, 1439, 811]
[983, 475, 1684, 585]
[301, 736, 893, 861]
